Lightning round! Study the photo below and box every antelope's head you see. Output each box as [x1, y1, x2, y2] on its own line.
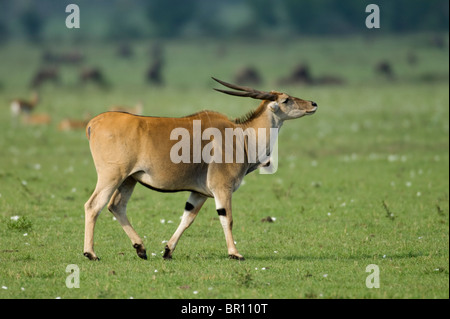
[212, 77, 318, 121]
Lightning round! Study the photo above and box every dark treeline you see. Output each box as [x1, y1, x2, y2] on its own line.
[0, 0, 448, 43]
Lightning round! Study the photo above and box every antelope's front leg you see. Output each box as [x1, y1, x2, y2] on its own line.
[213, 191, 244, 260]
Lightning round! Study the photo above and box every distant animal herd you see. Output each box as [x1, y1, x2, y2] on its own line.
[5, 36, 448, 130]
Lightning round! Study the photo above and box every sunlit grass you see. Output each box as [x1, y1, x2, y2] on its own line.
[0, 35, 448, 299]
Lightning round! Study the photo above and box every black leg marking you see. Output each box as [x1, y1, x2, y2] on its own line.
[133, 243, 147, 260]
[217, 208, 226, 216]
[185, 202, 194, 211]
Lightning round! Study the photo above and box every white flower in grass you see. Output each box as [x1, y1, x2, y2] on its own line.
[388, 155, 398, 162]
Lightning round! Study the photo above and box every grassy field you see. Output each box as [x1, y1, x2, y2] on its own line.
[0, 34, 448, 299]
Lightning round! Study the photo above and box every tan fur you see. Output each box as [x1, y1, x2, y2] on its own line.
[58, 118, 89, 131]
[83, 79, 318, 261]
[22, 113, 51, 125]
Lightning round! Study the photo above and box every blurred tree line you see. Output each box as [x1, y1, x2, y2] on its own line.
[0, 0, 448, 43]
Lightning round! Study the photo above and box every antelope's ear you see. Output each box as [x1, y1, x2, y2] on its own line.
[268, 102, 279, 112]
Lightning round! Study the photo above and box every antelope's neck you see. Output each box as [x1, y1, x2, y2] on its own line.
[241, 101, 282, 166]
[242, 101, 283, 132]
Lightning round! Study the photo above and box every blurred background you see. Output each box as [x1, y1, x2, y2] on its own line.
[0, 0, 448, 41]
[0, 0, 448, 128]
[0, 0, 448, 87]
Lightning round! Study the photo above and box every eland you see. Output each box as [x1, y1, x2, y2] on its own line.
[83, 77, 318, 261]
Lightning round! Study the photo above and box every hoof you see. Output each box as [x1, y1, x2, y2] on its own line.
[163, 245, 172, 260]
[229, 254, 245, 261]
[133, 244, 147, 260]
[138, 252, 148, 260]
[84, 252, 99, 261]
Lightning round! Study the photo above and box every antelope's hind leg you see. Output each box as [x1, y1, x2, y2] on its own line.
[163, 192, 207, 260]
[107, 176, 147, 260]
[84, 176, 123, 261]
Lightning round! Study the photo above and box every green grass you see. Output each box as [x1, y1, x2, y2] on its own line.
[0, 34, 448, 299]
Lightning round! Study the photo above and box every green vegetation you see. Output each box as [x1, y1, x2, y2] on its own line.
[0, 0, 448, 41]
[0, 33, 448, 299]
